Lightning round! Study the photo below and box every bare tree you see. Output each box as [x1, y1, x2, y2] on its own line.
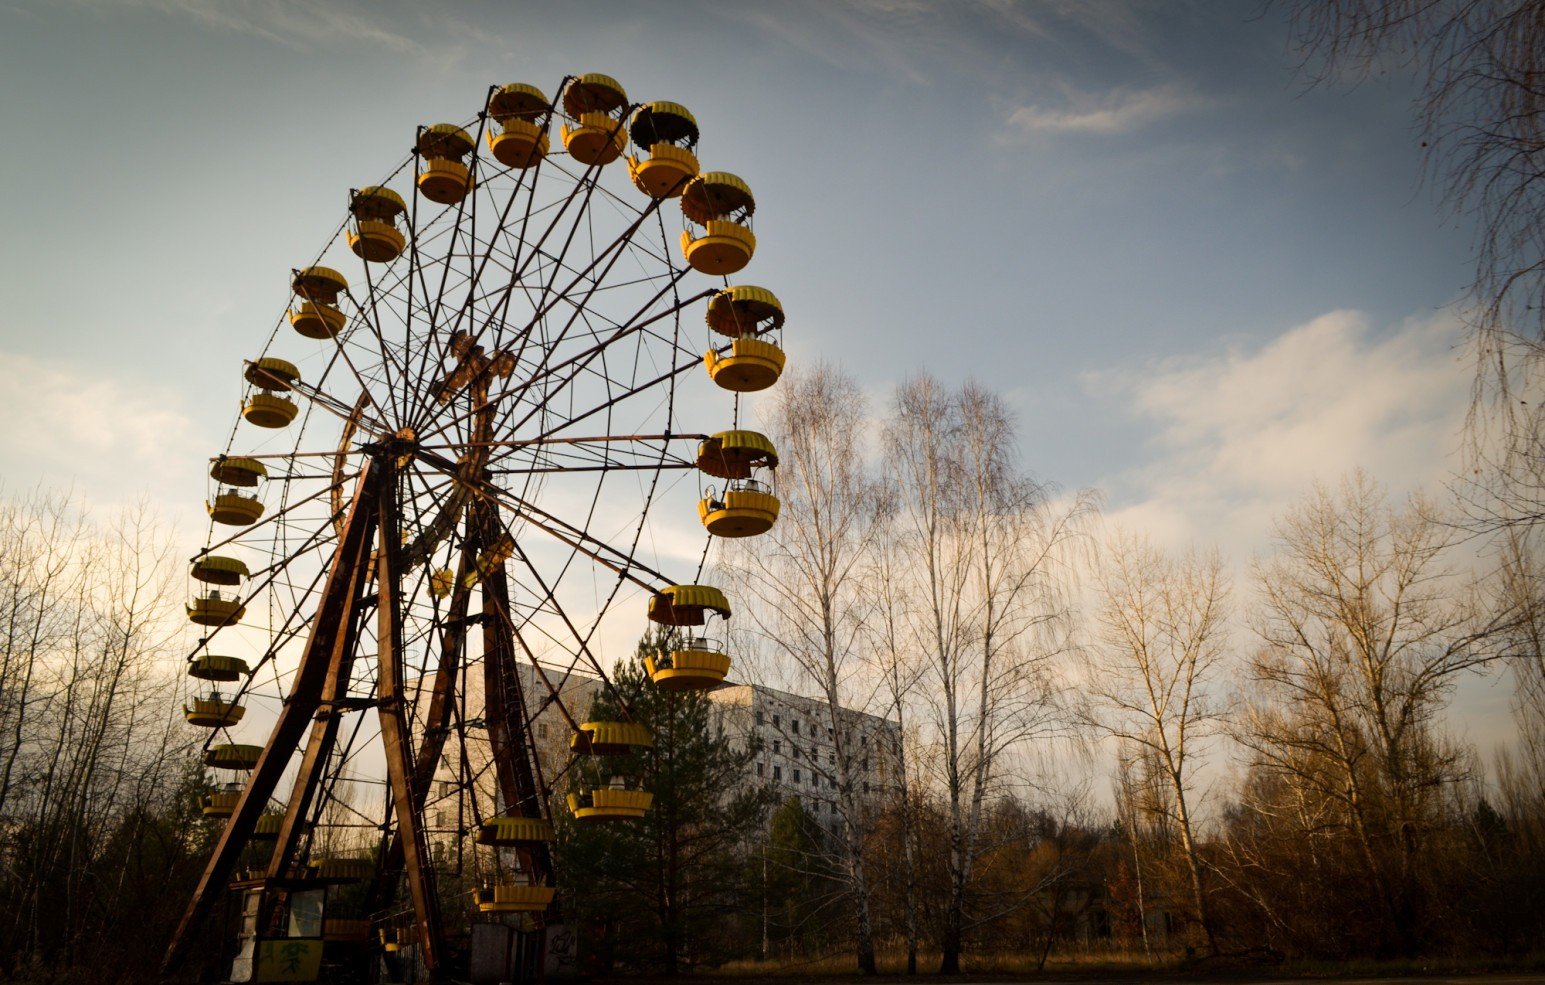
[729, 363, 888, 974]
[884, 375, 1096, 973]
[1240, 471, 1507, 953]
[1086, 533, 1228, 954]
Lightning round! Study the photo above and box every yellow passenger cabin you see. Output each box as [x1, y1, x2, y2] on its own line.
[486, 83, 551, 169]
[241, 358, 299, 429]
[207, 456, 266, 527]
[478, 815, 555, 846]
[644, 584, 733, 690]
[189, 654, 250, 682]
[251, 812, 283, 840]
[416, 123, 476, 204]
[567, 786, 652, 822]
[201, 782, 243, 818]
[477, 881, 555, 913]
[185, 691, 246, 728]
[347, 186, 407, 263]
[627, 101, 700, 198]
[569, 720, 654, 756]
[189, 550, 250, 627]
[204, 743, 263, 770]
[704, 285, 786, 392]
[560, 73, 629, 166]
[680, 172, 756, 275]
[696, 430, 780, 538]
[289, 266, 349, 339]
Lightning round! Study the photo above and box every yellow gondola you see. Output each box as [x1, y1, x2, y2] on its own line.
[185, 693, 246, 728]
[188, 590, 245, 627]
[680, 172, 756, 275]
[308, 857, 373, 883]
[207, 492, 263, 526]
[647, 583, 732, 625]
[201, 783, 243, 818]
[560, 73, 629, 166]
[290, 266, 349, 339]
[189, 654, 250, 681]
[569, 721, 653, 755]
[696, 430, 777, 479]
[242, 358, 300, 429]
[646, 640, 731, 692]
[210, 456, 266, 487]
[626, 101, 700, 198]
[347, 186, 407, 263]
[487, 83, 551, 169]
[476, 882, 555, 913]
[192, 555, 249, 586]
[568, 787, 652, 822]
[478, 815, 555, 846]
[416, 124, 476, 204]
[251, 812, 283, 839]
[703, 285, 786, 392]
[204, 744, 263, 770]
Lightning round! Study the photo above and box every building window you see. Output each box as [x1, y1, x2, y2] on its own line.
[863, 782, 870, 794]
[793, 769, 801, 784]
[757, 762, 764, 777]
[756, 710, 764, 725]
[773, 766, 782, 781]
[792, 720, 800, 735]
[537, 723, 548, 738]
[773, 714, 780, 728]
[773, 740, 781, 754]
[828, 751, 835, 765]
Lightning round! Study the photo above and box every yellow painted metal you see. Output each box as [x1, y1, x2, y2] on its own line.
[477, 882, 556, 913]
[210, 456, 266, 487]
[570, 720, 654, 755]
[629, 101, 698, 146]
[322, 918, 372, 942]
[348, 219, 405, 263]
[699, 489, 781, 538]
[192, 555, 249, 585]
[290, 301, 346, 339]
[188, 594, 246, 627]
[417, 158, 473, 204]
[627, 144, 699, 199]
[190, 654, 249, 681]
[349, 185, 406, 219]
[291, 266, 348, 303]
[201, 789, 240, 817]
[697, 430, 778, 478]
[252, 812, 283, 839]
[428, 568, 454, 598]
[562, 73, 627, 117]
[243, 393, 298, 429]
[244, 358, 299, 391]
[209, 491, 264, 526]
[707, 337, 785, 393]
[681, 172, 755, 224]
[185, 697, 246, 728]
[487, 120, 549, 169]
[253, 939, 322, 981]
[706, 285, 784, 337]
[416, 123, 474, 159]
[204, 744, 263, 770]
[309, 857, 373, 883]
[646, 648, 731, 692]
[647, 584, 731, 625]
[488, 83, 549, 121]
[681, 220, 756, 275]
[568, 787, 652, 822]
[478, 815, 555, 845]
[562, 112, 627, 166]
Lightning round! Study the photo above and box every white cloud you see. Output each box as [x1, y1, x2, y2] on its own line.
[0, 350, 208, 530]
[1005, 83, 1200, 135]
[60, 0, 422, 54]
[1089, 309, 1470, 555]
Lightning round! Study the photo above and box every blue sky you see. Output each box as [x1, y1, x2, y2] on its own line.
[0, 1, 1510, 752]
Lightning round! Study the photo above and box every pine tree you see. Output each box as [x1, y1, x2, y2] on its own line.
[557, 633, 775, 973]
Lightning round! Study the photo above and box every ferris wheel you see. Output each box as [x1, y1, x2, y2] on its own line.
[162, 73, 788, 982]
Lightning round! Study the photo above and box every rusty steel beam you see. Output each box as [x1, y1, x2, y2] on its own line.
[162, 460, 381, 975]
[374, 456, 445, 974]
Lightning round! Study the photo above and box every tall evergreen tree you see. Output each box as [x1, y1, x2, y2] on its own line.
[557, 633, 774, 973]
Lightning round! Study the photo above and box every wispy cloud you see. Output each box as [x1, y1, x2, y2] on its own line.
[1005, 83, 1201, 136]
[0, 350, 207, 528]
[58, 0, 422, 54]
[1087, 310, 1470, 553]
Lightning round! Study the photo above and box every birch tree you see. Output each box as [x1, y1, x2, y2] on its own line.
[1086, 534, 1228, 953]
